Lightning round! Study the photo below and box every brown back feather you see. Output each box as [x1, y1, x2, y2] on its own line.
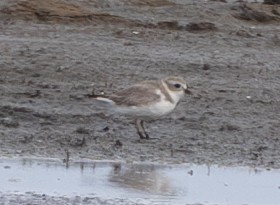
[109, 81, 162, 106]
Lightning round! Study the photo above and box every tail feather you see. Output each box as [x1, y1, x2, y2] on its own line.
[85, 93, 114, 104]
[95, 97, 115, 104]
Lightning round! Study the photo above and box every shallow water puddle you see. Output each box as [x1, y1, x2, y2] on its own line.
[1, 159, 280, 205]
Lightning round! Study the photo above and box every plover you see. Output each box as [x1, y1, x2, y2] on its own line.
[93, 76, 191, 139]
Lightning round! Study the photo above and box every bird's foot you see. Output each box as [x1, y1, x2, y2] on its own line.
[137, 131, 146, 139]
[144, 132, 149, 139]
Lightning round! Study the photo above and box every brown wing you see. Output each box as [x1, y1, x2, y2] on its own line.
[109, 85, 161, 107]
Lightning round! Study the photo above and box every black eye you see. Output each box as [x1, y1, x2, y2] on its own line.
[174, 83, 181, 88]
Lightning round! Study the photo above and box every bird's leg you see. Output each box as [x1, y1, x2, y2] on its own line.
[140, 120, 149, 139]
[135, 119, 147, 139]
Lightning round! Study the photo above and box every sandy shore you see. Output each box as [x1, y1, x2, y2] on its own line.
[0, 0, 280, 204]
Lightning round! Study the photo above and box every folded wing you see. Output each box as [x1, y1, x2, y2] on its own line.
[110, 85, 161, 107]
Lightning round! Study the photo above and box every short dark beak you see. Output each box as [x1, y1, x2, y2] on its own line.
[185, 89, 192, 95]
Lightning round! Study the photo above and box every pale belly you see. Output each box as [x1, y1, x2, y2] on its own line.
[114, 100, 177, 120]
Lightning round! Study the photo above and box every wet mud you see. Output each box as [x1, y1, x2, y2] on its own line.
[0, 0, 280, 203]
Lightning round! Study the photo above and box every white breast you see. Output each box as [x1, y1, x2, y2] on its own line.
[148, 89, 177, 116]
[148, 98, 176, 117]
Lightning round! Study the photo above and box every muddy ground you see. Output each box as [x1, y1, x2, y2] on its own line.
[0, 0, 280, 203]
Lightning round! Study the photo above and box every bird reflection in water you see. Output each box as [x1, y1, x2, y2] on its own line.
[109, 163, 175, 196]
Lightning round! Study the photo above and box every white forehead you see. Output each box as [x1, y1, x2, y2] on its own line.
[167, 77, 185, 83]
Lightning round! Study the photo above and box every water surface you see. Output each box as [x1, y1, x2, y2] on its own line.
[1, 159, 280, 205]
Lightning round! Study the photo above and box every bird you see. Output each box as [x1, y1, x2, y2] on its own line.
[92, 76, 192, 139]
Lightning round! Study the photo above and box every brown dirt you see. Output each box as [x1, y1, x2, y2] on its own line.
[0, 0, 280, 170]
[0, 0, 136, 25]
[232, 3, 280, 22]
[121, 0, 175, 7]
